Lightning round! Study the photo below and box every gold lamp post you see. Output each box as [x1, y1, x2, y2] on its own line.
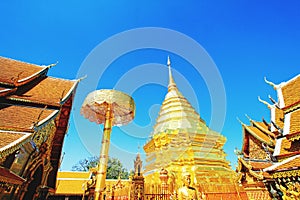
[81, 89, 135, 200]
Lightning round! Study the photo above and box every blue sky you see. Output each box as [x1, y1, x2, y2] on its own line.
[1, 1, 300, 171]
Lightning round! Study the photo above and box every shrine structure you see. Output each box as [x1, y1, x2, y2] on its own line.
[236, 74, 300, 199]
[0, 56, 79, 199]
[143, 57, 248, 199]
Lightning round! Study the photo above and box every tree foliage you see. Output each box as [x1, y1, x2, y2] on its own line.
[72, 156, 129, 179]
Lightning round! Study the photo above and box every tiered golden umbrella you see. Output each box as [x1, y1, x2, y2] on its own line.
[81, 89, 135, 200]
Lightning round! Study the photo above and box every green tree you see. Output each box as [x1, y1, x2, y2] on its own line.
[72, 156, 129, 179]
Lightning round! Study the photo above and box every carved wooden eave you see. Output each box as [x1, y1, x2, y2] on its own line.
[0, 166, 25, 185]
[32, 110, 60, 131]
[47, 94, 76, 189]
[264, 154, 300, 175]
[243, 124, 274, 147]
[0, 130, 32, 160]
[59, 79, 80, 105]
[14, 66, 49, 87]
[286, 131, 300, 141]
[238, 157, 268, 181]
[271, 169, 300, 178]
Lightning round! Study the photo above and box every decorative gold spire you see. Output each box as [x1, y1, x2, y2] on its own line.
[167, 56, 177, 91]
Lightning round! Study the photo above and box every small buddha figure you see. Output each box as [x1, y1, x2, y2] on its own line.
[178, 172, 198, 200]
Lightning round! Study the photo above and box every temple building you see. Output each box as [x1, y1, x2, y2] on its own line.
[236, 74, 300, 199]
[0, 56, 79, 199]
[49, 153, 143, 200]
[143, 57, 248, 199]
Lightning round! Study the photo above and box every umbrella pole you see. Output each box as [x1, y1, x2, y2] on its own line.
[94, 104, 112, 200]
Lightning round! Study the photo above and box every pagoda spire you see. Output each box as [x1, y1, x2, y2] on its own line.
[167, 56, 177, 91]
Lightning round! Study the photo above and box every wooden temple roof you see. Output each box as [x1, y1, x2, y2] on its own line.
[0, 56, 50, 87]
[242, 124, 274, 147]
[264, 154, 300, 172]
[251, 120, 275, 139]
[238, 157, 272, 180]
[249, 160, 273, 171]
[289, 109, 300, 135]
[274, 107, 284, 129]
[55, 171, 131, 196]
[281, 75, 300, 110]
[55, 171, 92, 195]
[0, 104, 58, 132]
[239, 74, 300, 180]
[8, 77, 77, 107]
[0, 56, 79, 188]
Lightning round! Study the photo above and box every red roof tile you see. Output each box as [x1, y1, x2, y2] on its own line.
[244, 125, 274, 146]
[281, 75, 300, 108]
[274, 107, 284, 129]
[9, 77, 77, 107]
[0, 104, 58, 132]
[277, 138, 300, 159]
[252, 121, 275, 138]
[0, 56, 46, 86]
[290, 109, 300, 135]
[0, 131, 30, 149]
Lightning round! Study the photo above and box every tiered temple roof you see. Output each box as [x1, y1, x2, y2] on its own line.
[0, 56, 79, 198]
[237, 74, 300, 199]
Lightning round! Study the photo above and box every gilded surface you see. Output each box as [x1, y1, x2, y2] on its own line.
[143, 60, 243, 199]
[80, 89, 135, 126]
[248, 135, 268, 160]
[32, 120, 56, 147]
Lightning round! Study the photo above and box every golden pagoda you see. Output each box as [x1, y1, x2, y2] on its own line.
[143, 57, 247, 199]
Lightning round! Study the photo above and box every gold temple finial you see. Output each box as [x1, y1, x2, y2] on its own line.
[258, 96, 271, 108]
[264, 77, 277, 89]
[167, 56, 176, 91]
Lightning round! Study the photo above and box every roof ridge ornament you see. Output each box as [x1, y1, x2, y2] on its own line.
[245, 114, 252, 122]
[258, 96, 271, 108]
[236, 117, 245, 125]
[32, 105, 48, 129]
[78, 75, 88, 82]
[46, 61, 59, 69]
[268, 95, 280, 109]
[264, 77, 278, 89]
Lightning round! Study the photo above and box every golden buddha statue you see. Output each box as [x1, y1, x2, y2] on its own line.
[178, 173, 198, 200]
